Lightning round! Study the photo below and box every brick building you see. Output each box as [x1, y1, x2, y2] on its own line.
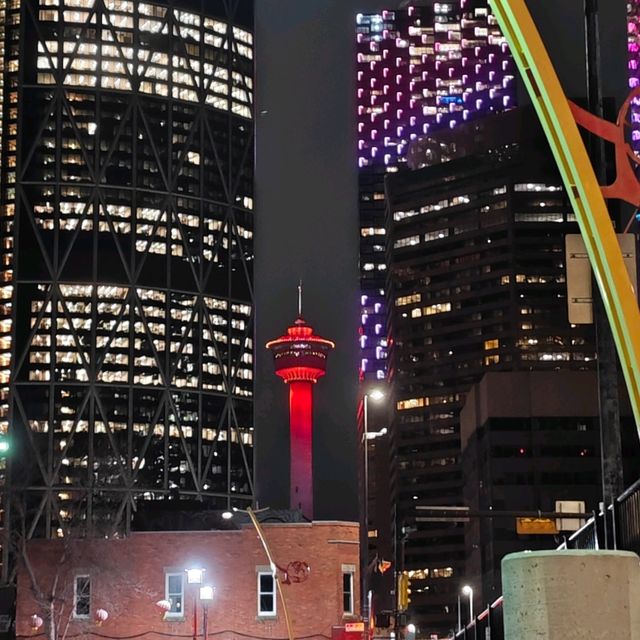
[16, 522, 360, 640]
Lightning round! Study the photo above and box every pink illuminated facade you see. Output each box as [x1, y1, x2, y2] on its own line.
[628, 0, 640, 150]
[356, 1, 516, 382]
[266, 316, 334, 520]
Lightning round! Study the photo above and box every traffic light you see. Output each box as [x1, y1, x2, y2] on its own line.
[397, 572, 412, 611]
[0, 436, 9, 455]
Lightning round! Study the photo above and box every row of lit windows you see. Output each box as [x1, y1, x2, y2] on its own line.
[34, 203, 253, 228]
[405, 567, 454, 580]
[501, 274, 566, 285]
[33, 203, 252, 262]
[35, 71, 252, 119]
[409, 302, 452, 318]
[29, 418, 253, 444]
[393, 188, 507, 222]
[396, 391, 461, 411]
[395, 293, 421, 307]
[36, 47, 251, 91]
[37, 1, 253, 50]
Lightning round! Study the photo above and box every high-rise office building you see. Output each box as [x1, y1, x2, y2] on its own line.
[356, 1, 516, 382]
[461, 370, 640, 608]
[384, 108, 597, 636]
[0, 0, 255, 570]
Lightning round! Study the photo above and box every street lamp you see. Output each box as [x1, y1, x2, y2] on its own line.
[186, 568, 205, 640]
[361, 388, 385, 640]
[199, 586, 214, 640]
[462, 585, 473, 624]
[186, 568, 205, 585]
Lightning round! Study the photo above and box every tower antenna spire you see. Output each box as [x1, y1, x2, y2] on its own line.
[298, 280, 303, 317]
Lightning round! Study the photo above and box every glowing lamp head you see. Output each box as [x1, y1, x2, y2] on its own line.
[186, 568, 205, 584]
[199, 586, 215, 601]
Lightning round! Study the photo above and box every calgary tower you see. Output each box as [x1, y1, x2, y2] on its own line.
[266, 285, 335, 519]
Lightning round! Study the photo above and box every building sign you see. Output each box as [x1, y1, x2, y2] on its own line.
[516, 517, 558, 535]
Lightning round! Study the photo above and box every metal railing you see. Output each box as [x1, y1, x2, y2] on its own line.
[453, 596, 504, 639]
[451, 478, 640, 639]
[558, 477, 640, 552]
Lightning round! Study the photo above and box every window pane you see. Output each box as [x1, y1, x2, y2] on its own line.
[259, 574, 273, 591]
[258, 572, 275, 615]
[168, 574, 182, 593]
[75, 576, 90, 617]
[167, 573, 183, 614]
[343, 573, 352, 613]
[259, 593, 274, 612]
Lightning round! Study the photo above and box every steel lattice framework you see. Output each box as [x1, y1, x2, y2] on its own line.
[0, 0, 255, 570]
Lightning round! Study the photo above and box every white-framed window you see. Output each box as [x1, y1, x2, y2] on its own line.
[342, 564, 356, 615]
[165, 572, 184, 617]
[73, 575, 90, 619]
[257, 569, 276, 616]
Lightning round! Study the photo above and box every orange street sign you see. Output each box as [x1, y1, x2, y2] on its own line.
[516, 517, 558, 535]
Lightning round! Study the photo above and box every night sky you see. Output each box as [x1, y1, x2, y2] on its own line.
[253, 0, 629, 521]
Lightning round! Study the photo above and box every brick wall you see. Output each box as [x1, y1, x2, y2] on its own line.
[16, 522, 360, 640]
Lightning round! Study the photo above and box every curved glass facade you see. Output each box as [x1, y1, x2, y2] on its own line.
[0, 0, 254, 544]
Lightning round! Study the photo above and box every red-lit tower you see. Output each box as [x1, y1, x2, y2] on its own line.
[266, 294, 334, 520]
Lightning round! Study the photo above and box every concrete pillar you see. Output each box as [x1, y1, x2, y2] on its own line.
[502, 550, 640, 639]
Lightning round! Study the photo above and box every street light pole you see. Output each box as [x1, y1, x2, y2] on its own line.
[186, 568, 205, 640]
[361, 389, 385, 638]
[462, 585, 473, 625]
[199, 586, 214, 640]
[362, 393, 370, 640]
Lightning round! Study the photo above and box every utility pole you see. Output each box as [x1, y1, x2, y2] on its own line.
[584, 0, 624, 517]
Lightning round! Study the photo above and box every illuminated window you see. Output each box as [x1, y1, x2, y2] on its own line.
[423, 302, 451, 316]
[431, 567, 453, 579]
[397, 397, 424, 410]
[395, 293, 421, 307]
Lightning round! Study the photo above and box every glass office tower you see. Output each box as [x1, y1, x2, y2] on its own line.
[0, 0, 254, 563]
[356, 1, 516, 382]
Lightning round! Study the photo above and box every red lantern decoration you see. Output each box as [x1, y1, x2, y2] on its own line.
[30, 615, 43, 632]
[94, 609, 108, 626]
[155, 600, 171, 619]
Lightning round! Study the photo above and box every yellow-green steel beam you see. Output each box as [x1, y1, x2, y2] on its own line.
[489, 0, 640, 433]
[246, 507, 295, 640]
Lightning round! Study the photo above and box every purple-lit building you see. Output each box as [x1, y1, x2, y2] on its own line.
[628, 0, 640, 149]
[356, 1, 516, 383]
